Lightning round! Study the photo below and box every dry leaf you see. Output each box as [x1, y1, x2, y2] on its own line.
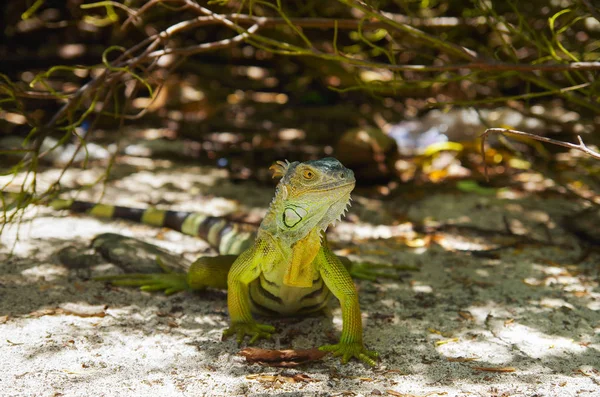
[29, 308, 60, 317]
[59, 303, 107, 318]
[29, 304, 106, 318]
[447, 356, 479, 362]
[435, 338, 459, 346]
[240, 347, 326, 367]
[571, 290, 589, 297]
[387, 391, 447, 397]
[473, 366, 516, 373]
[386, 392, 404, 397]
[381, 369, 407, 375]
[291, 374, 318, 383]
[246, 373, 318, 383]
[458, 311, 474, 321]
[386, 391, 406, 397]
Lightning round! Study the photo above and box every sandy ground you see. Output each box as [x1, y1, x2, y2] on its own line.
[1, 163, 599, 397]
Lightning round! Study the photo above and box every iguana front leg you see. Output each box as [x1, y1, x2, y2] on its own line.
[317, 248, 379, 366]
[222, 242, 276, 344]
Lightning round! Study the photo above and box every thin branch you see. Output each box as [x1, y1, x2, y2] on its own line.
[177, 12, 487, 29]
[170, 3, 599, 111]
[134, 12, 600, 73]
[339, 0, 478, 61]
[17, 1, 600, 145]
[327, 59, 600, 73]
[80, 1, 138, 16]
[480, 127, 600, 179]
[147, 20, 264, 58]
[483, 128, 600, 160]
[13, 90, 78, 99]
[581, 0, 600, 23]
[13, 11, 600, 108]
[122, 0, 161, 30]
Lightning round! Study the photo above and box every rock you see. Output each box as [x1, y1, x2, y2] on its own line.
[335, 127, 399, 182]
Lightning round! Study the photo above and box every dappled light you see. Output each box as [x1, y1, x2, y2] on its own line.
[1, 0, 600, 395]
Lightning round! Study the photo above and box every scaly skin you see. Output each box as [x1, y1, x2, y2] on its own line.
[216, 158, 376, 365]
[52, 158, 381, 366]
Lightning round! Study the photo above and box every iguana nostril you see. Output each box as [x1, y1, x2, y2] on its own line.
[339, 172, 345, 179]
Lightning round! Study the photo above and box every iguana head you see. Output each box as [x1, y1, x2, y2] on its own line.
[265, 157, 355, 242]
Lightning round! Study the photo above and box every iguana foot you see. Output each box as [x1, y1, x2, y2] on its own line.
[349, 261, 419, 281]
[223, 322, 275, 344]
[94, 273, 189, 295]
[319, 342, 379, 366]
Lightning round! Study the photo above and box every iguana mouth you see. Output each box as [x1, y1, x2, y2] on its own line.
[310, 181, 355, 193]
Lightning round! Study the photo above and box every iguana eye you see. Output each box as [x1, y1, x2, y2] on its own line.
[303, 170, 315, 179]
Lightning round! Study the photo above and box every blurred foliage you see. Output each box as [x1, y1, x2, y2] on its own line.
[0, 0, 599, 229]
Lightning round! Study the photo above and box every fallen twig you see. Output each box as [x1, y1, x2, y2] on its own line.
[240, 347, 326, 367]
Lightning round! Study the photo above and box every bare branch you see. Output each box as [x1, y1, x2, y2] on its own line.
[323, 59, 600, 73]
[480, 127, 600, 179]
[148, 11, 600, 73]
[147, 18, 265, 58]
[132, 10, 600, 75]
[122, 0, 161, 30]
[18, 0, 600, 147]
[177, 12, 487, 29]
[483, 128, 600, 160]
[581, 0, 600, 23]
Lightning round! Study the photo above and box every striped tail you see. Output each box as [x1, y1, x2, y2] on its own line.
[50, 199, 256, 255]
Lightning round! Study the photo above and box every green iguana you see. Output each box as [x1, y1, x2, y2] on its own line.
[52, 157, 382, 365]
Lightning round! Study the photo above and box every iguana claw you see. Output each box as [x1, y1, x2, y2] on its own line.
[319, 342, 379, 366]
[223, 322, 275, 345]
